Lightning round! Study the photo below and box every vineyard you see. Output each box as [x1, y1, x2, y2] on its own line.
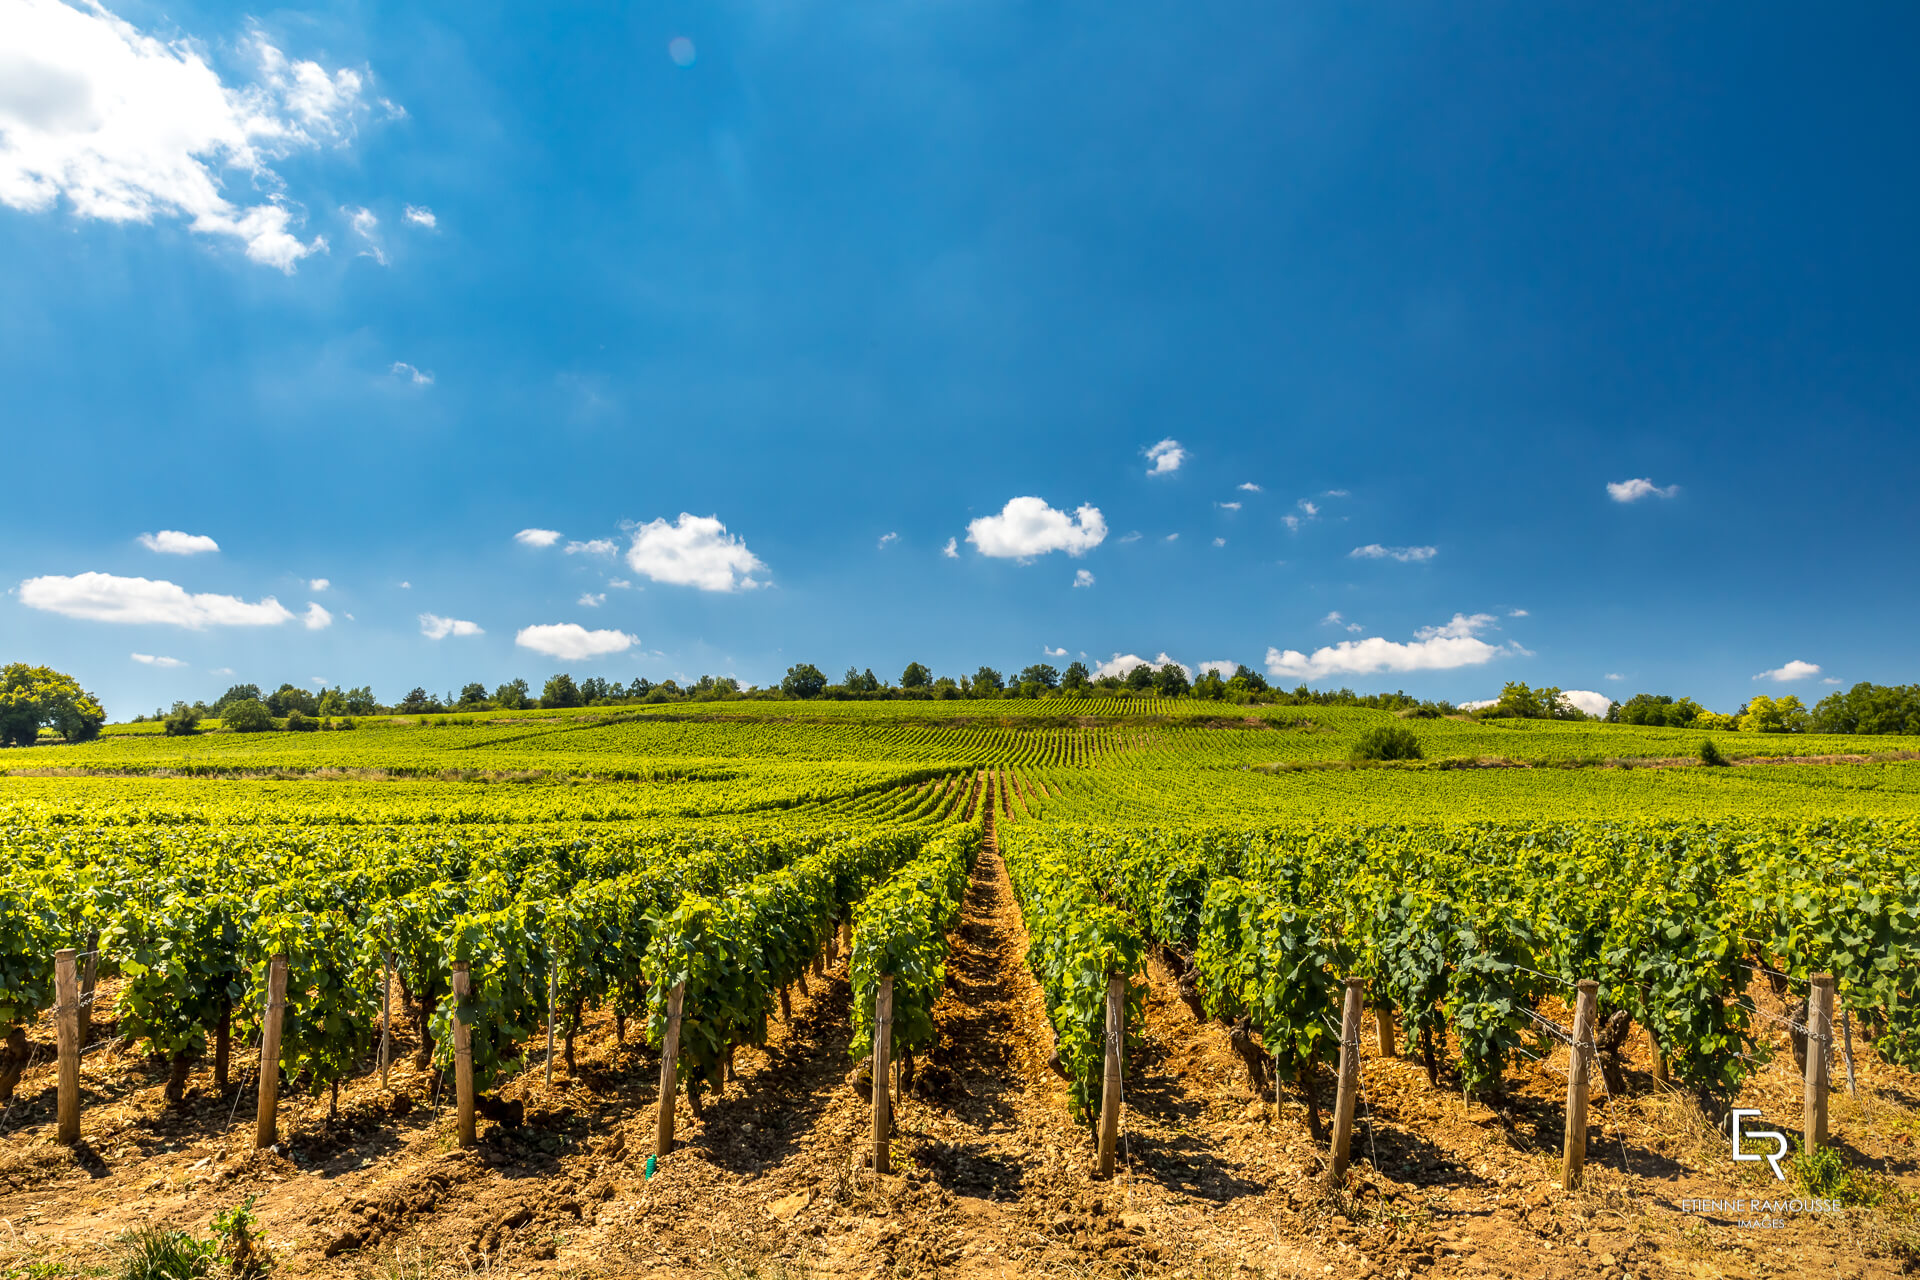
[2, 703, 1919, 1278]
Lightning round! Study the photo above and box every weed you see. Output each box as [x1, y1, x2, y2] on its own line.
[1793, 1145, 1885, 1206]
[112, 1228, 216, 1280]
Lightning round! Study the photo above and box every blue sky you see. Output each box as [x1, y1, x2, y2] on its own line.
[5, 1, 1918, 717]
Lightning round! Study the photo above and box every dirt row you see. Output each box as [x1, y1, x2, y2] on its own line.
[1, 833, 1918, 1276]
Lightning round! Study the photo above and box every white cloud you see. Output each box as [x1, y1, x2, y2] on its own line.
[515, 623, 636, 661]
[941, 537, 958, 559]
[1606, 477, 1680, 503]
[1073, 569, 1095, 588]
[1264, 614, 1515, 681]
[1212, 537, 1226, 547]
[419, 613, 483, 639]
[1044, 645, 1067, 657]
[564, 538, 616, 556]
[1321, 611, 1345, 626]
[1350, 544, 1438, 563]
[1165, 533, 1179, 542]
[1324, 489, 1350, 498]
[1118, 531, 1142, 544]
[1298, 500, 1320, 517]
[1197, 660, 1235, 678]
[1094, 651, 1189, 680]
[390, 361, 432, 386]
[345, 205, 384, 264]
[667, 36, 696, 67]
[515, 528, 563, 548]
[1755, 659, 1821, 683]
[1508, 608, 1529, 618]
[301, 602, 332, 630]
[1144, 439, 1184, 476]
[20, 572, 293, 628]
[966, 497, 1107, 560]
[1562, 690, 1613, 718]
[1237, 482, 1262, 493]
[210, 666, 233, 675]
[1282, 515, 1302, 532]
[403, 204, 435, 229]
[137, 530, 218, 555]
[308, 578, 330, 592]
[1217, 501, 1242, 511]
[608, 578, 633, 589]
[577, 592, 605, 608]
[627, 513, 767, 591]
[1604, 672, 1625, 681]
[0, 0, 382, 271]
[397, 580, 411, 589]
[130, 652, 184, 667]
[878, 532, 898, 549]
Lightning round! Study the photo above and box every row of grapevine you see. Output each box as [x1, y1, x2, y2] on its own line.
[849, 825, 983, 1069]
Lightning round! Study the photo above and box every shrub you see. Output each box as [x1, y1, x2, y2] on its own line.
[1795, 1144, 1884, 1206]
[284, 710, 318, 732]
[220, 699, 273, 733]
[162, 702, 200, 737]
[1352, 725, 1424, 762]
[1698, 738, 1728, 767]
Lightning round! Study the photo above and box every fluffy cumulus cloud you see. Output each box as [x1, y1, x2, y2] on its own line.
[514, 528, 563, 548]
[564, 538, 616, 556]
[1197, 660, 1236, 678]
[1073, 569, 1095, 588]
[301, 602, 331, 630]
[626, 513, 767, 592]
[1265, 613, 1515, 681]
[403, 204, 435, 228]
[1351, 544, 1438, 563]
[1606, 477, 1680, 503]
[1322, 611, 1365, 633]
[1094, 652, 1190, 680]
[1237, 482, 1261, 493]
[1562, 690, 1614, 718]
[1144, 439, 1185, 476]
[419, 613, 482, 639]
[1044, 645, 1067, 657]
[130, 652, 184, 667]
[137, 530, 218, 555]
[941, 537, 958, 559]
[1755, 659, 1821, 682]
[20, 572, 293, 627]
[966, 497, 1106, 560]
[577, 592, 604, 608]
[308, 578, 329, 592]
[514, 623, 636, 661]
[0, 0, 386, 271]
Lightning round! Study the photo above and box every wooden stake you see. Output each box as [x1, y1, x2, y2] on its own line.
[1840, 1003, 1858, 1098]
[451, 961, 476, 1148]
[1096, 973, 1125, 1179]
[872, 975, 894, 1175]
[1373, 1001, 1395, 1058]
[545, 960, 558, 1088]
[1561, 979, 1598, 1190]
[1805, 973, 1834, 1154]
[655, 981, 684, 1157]
[55, 948, 79, 1146]
[1329, 977, 1365, 1182]
[379, 952, 392, 1091]
[1648, 1027, 1668, 1083]
[254, 955, 288, 1150]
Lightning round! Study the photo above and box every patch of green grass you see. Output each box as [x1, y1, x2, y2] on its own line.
[111, 1228, 217, 1280]
[1793, 1144, 1885, 1206]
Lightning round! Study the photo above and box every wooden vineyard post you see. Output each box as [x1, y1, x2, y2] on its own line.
[1561, 980, 1599, 1190]
[1328, 977, 1365, 1182]
[254, 955, 288, 1150]
[451, 961, 476, 1148]
[55, 948, 80, 1146]
[379, 952, 392, 1091]
[1096, 973, 1125, 1179]
[1841, 1005, 1858, 1098]
[872, 975, 894, 1175]
[1805, 973, 1834, 1154]
[1373, 1000, 1395, 1058]
[545, 960, 558, 1088]
[1648, 1028, 1668, 1083]
[656, 981, 685, 1157]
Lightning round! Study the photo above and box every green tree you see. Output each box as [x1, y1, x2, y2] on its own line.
[315, 688, 346, 716]
[211, 683, 263, 716]
[843, 667, 881, 693]
[221, 698, 274, 732]
[492, 678, 531, 710]
[624, 677, 654, 699]
[1230, 663, 1269, 693]
[579, 676, 612, 703]
[1062, 661, 1091, 691]
[1614, 693, 1704, 728]
[342, 686, 379, 715]
[162, 701, 201, 736]
[781, 663, 828, 699]
[399, 687, 443, 714]
[541, 674, 582, 709]
[971, 666, 1005, 697]
[1809, 682, 1920, 735]
[1740, 693, 1809, 734]
[265, 683, 318, 717]
[1125, 664, 1154, 692]
[900, 662, 932, 689]
[456, 682, 490, 709]
[0, 664, 106, 745]
[1153, 663, 1191, 697]
[1017, 663, 1060, 690]
[1193, 669, 1228, 699]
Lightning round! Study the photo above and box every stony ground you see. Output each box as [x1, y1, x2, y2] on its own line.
[1, 841, 1917, 1279]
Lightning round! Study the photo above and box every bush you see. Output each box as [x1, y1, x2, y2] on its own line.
[1794, 1144, 1885, 1206]
[220, 699, 273, 733]
[162, 702, 200, 737]
[284, 710, 318, 732]
[1351, 725, 1424, 762]
[1698, 738, 1728, 766]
